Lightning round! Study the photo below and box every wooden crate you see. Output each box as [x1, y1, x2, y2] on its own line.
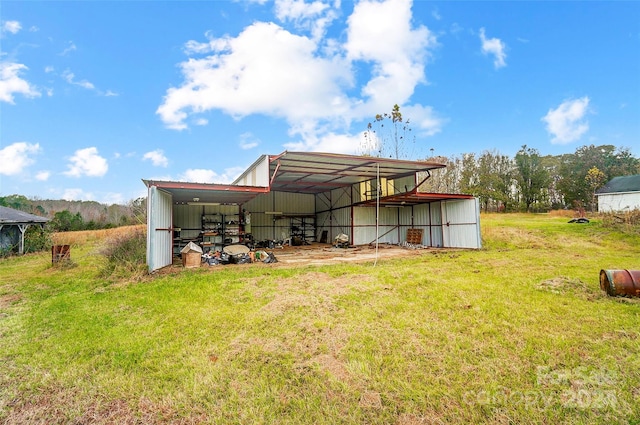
[406, 228, 423, 245]
[182, 252, 201, 268]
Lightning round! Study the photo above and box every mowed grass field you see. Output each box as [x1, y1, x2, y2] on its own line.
[1, 214, 639, 424]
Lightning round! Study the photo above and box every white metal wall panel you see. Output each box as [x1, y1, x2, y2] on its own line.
[353, 206, 400, 245]
[331, 208, 352, 240]
[274, 191, 315, 214]
[400, 204, 428, 245]
[330, 187, 353, 209]
[430, 202, 443, 247]
[316, 191, 331, 211]
[597, 192, 640, 212]
[147, 186, 173, 272]
[441, 198, 481, 248]
[392, 175, 416, 193]
[234, 155, 269, 187]
[242, 192, 315, 241]
[244, 193, 277, 241]
[399, 206, 413, 226]
[315, 211, 331, 242]
[173, 204, 201, 240]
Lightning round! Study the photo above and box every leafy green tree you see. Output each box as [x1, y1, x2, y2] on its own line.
[0, 194, 30, 210]
[585, 166, 607, 211]
[515, 145, 550, 212]
[50, 210, 84, 232]
[558, 144, 639, 208]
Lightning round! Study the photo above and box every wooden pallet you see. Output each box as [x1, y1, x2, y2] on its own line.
[406, 228, 423, 245]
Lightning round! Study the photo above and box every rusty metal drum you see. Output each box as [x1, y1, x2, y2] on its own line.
[600, 269, 640, 297]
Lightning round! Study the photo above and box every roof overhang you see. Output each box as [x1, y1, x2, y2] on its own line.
[144, 152, 451, 204]
[142, 180, 269, 205]
[266, 151, 446, 194]
[355, 191, 475, 207]
[0, 206, 49, 225]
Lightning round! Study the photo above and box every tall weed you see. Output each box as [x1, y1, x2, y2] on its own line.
[98, 227, 147, 280]
[599, 209, 640, 235]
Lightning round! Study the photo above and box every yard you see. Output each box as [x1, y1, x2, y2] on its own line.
[1, 213, 639, 424]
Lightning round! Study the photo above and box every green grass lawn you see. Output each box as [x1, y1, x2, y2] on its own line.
[1, 213, 639, 424]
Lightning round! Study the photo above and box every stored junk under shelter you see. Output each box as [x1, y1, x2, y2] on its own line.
[143, 151, 482, 272]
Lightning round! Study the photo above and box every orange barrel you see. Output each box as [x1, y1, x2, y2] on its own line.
[600, 269, 640, 297]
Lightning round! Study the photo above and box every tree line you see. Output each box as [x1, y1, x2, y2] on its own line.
[0, 195, 147, 231]
[419, 144, 639, 212]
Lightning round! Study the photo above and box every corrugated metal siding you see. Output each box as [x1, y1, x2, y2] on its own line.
[330, 187, 353, 209]
[234, 155, 269, 187]
[242, 192, 315, 241]
[430, 202, 443, 247]
[392, 175, 416, 193]
[400, 204, 428, 245]
[147, 186, 173, 272]
[315, 211, 331, 242]
[313, 188, 353, 242]
[441, 199, 481, 248]
[353, 206, 401, 245]
[316, 191, 331, 211]
[598, 192, 640, 212]
[173, 204, 201, 240]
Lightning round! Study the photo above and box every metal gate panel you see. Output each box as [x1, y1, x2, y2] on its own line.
[147, 186, 173, 272]
[441, 198, 481, 248]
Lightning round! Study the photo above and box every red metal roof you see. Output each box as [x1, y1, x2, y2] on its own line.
[267, 151, 446, 194]
[143, 152, 456, 204]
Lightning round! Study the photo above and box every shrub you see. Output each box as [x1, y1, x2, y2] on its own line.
[98, 227, 147, 280]
[599, 209, 640, 234]
[24, 226, 53, 254]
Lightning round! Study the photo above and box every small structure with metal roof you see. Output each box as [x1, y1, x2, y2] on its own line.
[144, 151, 481, 272]
[596, 174, 640, 213]
[0, 205, 49, 255]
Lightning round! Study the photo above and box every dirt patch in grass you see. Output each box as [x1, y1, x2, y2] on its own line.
[483, 227, 550, 249]
[1, 388, 207, 425]
[0, 293, 22, 310]
[536, 276, 605, 300]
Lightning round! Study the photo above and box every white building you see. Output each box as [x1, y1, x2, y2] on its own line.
[596, 174, 640, 213]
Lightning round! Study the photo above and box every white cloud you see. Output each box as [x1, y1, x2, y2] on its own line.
[179, 168, 220, 184]
[479, 27, 507, 69]
[274, 0, 337, 41]
[143, 149, 169, 167]
[179, 166, 245, 184]
[62, 188, 94, 201]
[402, 104, 444, 136]
[64, 147, 109, 177]
[62, 69, 95, 90]
[0, 142, 41, 176]
[44, 66, 55, 73]
[0, 62, 41, 103]
[239, 132, 260, 150]
[102, 192, 125, 205]
[2, 20, 22, 34]
[284, 132, 363, 154]
[104, 90, 118, 97]
[542, 97, 590, 144]
[157, 0, 443, 150]
[157, 21, 352, 132]
[194, 118, 209, 126]
[60, 41, 77, 56]
[35, 170, 50, 181]
[345, 0, 436, 108]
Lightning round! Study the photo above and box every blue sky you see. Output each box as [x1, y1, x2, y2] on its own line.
[1, 0, 639, 205]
